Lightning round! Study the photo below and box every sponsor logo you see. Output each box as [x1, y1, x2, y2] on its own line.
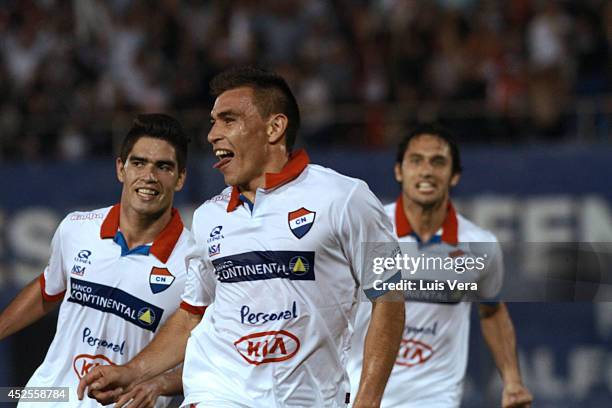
[137, 307, 156, 326]
[204, 194, 230, 204]
[69, 213, 103, 221]
[289, 256, 309, 276]
[234, 330, 300, 365]
[68, 278, 164, 332]
[71, 265, 86, 276]
[207, 225, 225, 244]
[73, 354, 115, 379]
[288, 208, 316, 239]
[395, 339, 434, 367]
[82, 327, 126, 355]
[208, 243, 221, 257]
[74, 250, 92, 265]
[240, 301, 298, 325]
[149, 267, 175, 294]
[212, 251, 316, 283]
[405, 322, 438, 337]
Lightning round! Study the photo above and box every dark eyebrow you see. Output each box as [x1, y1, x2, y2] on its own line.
[129, 156, 176, 167]
[213, 110, 238, 120]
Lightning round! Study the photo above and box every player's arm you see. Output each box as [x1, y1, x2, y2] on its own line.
[77, 308, 202, 404]
[479, 302, 533, 408]
[0, 276, 62, 341]
[353, 290, 405, 408]
[114, 365, 183, 408]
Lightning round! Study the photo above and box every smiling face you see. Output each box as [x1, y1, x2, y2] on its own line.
[395, 133, 460, 208]
[208, 86, 273, 190]
[116, 136, 185, 219]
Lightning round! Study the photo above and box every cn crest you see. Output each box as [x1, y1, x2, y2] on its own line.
[288, 208, 316, 239]
[149, 267, 175, 294]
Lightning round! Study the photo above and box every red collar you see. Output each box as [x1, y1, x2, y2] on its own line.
[100, 204, 184, 263]
[395, 195, 458, 245]
[227, 149, 310, 212]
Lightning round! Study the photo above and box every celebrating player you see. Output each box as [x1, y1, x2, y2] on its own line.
[78, 66, 405, 408]
[348, 124, 533, 408]
[0, 113, 192, 407]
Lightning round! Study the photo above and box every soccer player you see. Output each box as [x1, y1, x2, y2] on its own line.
[0, 113, 193, 407]
[348, 124, 533, 408]
[77, 66, 405, 408]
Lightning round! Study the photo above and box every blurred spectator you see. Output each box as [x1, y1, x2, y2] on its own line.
[0, 0, 610, 160]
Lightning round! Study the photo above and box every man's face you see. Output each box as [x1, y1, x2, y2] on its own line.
[395, 134, 460, 207]
[208, 87, 270, 188]
[116, 136, 185, 217]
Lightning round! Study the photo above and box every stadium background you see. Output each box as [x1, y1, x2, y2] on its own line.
[0, 1, 611, 407]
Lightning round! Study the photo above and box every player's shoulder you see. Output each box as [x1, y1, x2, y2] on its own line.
[191, 187, 232, 233]
[196, 187, 233, 213]
[304, 164, 367, 193]
[457, 213, 498, 242]
[59, 206, 112, 232]
[172, 224, 195, 254]
[383, 201, 396, 219]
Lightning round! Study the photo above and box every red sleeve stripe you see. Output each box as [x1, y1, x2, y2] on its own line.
[38, 274, 66, 302]
[180, 301, 207, 315]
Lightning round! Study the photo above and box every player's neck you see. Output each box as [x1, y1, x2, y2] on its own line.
[118, 206, 172, 249]
[403, 195, 448, 242]
[238, 150, 290, 202]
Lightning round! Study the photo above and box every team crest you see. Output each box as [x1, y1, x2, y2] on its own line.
[149, 267, 175, 294]
[288, 208, 316, 239]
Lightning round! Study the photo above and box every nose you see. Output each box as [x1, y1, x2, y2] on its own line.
[143, 164, 158, 182]
[207, 122, 222, 145]
[418, 161, 434, 177]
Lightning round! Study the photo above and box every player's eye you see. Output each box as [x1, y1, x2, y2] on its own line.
[409, 156, 422, 164]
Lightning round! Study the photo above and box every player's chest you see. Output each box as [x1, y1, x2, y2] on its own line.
[202, 200, 335, 259]
[62, 238, 182, 301]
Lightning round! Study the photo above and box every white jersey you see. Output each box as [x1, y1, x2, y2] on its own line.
[348, 196, 503, 408]
[21, 205, 192, 407]
[180, 150, 401, 408]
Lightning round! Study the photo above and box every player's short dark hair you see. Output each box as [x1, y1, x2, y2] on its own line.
[396, 123, 462, 175]
[210, 66, 301, 152]
[120, 113, 190, 171]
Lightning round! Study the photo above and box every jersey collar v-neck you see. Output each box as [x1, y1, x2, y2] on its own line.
[226, 149, 310, 213]
[394, 194, 459, 245]
[100, 204, 184, 263]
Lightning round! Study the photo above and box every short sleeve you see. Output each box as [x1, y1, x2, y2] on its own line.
[180, 232, 216, 315]
[40, 218, 68, 301]
[339, 181, 401, 300]
[477, 240, 504, 299]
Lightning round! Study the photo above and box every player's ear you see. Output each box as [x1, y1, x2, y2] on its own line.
[394, 163, 403, 183]
[267, 113, 288, 145]
[175, 168, 187, 192]
[116, 157, 126, 183]
[450, 172, 461, 187]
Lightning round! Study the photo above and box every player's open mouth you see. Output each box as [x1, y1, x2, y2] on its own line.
[136, 188, 159, 199]
[416, 182, 436, 193]
[213, 149, 235, 169]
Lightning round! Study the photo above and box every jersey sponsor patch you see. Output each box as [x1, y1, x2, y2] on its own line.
[149, 267, 175, 294]
[288, 208, 316, 239]
[395, 339, 434, 367]
[68, 278, 164, 332]
[73, 353, 115, 379]
[234, 330, 300, 365]
[212, 251, 315, 283]
[71, 265, 86, 276]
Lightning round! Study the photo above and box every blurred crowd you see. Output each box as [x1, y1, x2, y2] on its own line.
[0, 0, 610, 161]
